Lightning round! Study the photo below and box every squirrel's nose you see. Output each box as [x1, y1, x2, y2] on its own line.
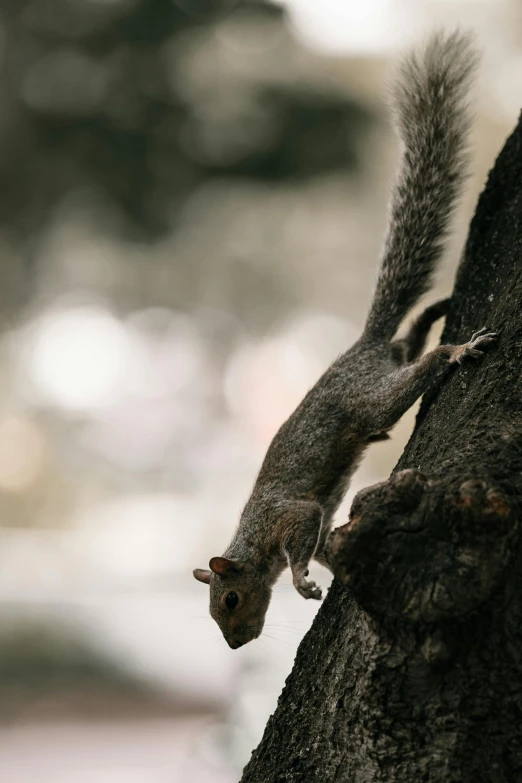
[228, 639, 243, 649]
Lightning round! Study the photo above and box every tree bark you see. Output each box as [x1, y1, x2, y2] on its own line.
[240, 115, 522, 783]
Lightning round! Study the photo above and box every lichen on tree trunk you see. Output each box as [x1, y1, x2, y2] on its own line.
[240, 115, 522, 783]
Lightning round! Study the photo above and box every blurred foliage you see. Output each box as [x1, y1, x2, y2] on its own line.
[0, 0, 377, 531]
[0, 0, 373, 306]
[0, 620, 139, 685]
[0, 619, 198, 720]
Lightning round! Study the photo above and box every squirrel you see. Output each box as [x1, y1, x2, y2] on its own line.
[194, 31, 497, 649]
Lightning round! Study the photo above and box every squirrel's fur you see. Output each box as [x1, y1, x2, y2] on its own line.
[365, 31, 479, 339]
[194, 32, 497, 649]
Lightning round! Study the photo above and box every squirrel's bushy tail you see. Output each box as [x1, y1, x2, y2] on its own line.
[364, 31, 479, 341]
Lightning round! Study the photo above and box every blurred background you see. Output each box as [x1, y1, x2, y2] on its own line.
[0, 0, 519, 780]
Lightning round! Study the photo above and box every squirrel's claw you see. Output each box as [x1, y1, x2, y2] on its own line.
[451, 329, 499, 365]
[470, 326, 500, 342]
[296, 578, 323, 600]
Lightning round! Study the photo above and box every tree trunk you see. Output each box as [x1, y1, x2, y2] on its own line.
[240, 115, 522, 783]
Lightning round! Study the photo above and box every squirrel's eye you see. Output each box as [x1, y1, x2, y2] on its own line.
[225, 592, 239, 610]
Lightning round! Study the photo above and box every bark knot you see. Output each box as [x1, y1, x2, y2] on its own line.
[327, 469, 516, 627]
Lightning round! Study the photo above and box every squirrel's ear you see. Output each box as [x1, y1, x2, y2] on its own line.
[193, 568, 211, 585]
[209, 557, 241, 577]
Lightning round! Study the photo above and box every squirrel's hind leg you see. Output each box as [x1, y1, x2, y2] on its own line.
[367, 329, 498, 433]
[391, 297, 451, 364]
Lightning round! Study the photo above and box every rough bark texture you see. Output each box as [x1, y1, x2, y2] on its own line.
[240, 115, 522, 783]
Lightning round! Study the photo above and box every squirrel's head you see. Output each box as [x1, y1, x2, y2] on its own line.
[193, 557, 271, 648]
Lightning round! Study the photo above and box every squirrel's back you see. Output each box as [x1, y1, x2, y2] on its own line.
[364, 31, 479, 341]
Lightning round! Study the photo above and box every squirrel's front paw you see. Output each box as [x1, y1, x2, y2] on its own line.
[295, 577, 322, 600]
[450, 327, 499, 365]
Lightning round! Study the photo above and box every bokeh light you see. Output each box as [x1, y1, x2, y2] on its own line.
[23, 307, 132, 412]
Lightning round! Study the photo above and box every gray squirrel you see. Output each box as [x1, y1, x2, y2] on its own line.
[194, 31, 497, 648]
